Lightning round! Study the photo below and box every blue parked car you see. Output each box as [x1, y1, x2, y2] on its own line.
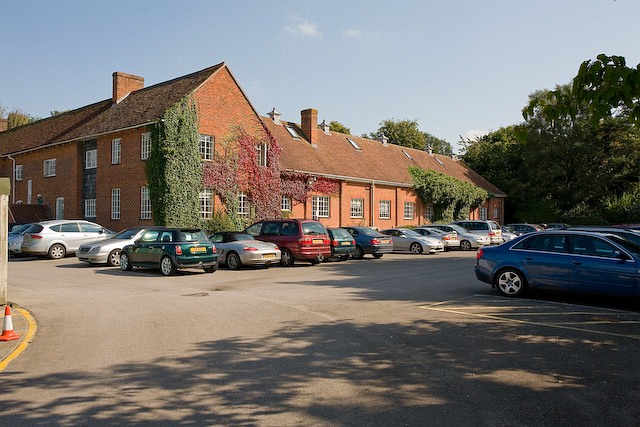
[342, 226, 394, 260]
[475, 230, 640, 300]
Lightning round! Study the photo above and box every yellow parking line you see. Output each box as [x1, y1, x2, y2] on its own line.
[0, 308, 37, 372]
[418, 305, 640, 340]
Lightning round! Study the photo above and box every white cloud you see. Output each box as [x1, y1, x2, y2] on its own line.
[462, 129, 489, 141]
[284, 16, 322, 38]
[343, 28, 364, 38]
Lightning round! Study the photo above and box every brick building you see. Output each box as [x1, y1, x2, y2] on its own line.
[0, 62, 505, 230]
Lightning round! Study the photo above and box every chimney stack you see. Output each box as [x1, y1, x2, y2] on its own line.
[112, 72, 144, 104]
[301, 108, 318, 147]
[0, 118, 8, 132]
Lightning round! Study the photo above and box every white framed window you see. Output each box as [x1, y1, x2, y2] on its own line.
[111, 138, 122, 164]
[238, 192, 250, 216]
[111, 188, 121, 220]
[281, 196, 292, 211]
[404, 202, 415, 220]
[347, 138, 361, 150]
[493, 207, 498, 219]
[379, 200, 391, 219]
[141, 132, 151, 160]
[84, 198, 96, 218]
[425, 204, 434, 221]
[257, 143, 268, 166]
[350, 198, 364, 218]
[199, 188, 214, 219]
[199, 134, 214, 160]
[480, 207, 488, 220]
[141, 186, 152, 220]
[27, 180, 32, 204]
[44, 159, 56, 177]
[312, 196, 330, 218]
[15, 165, 23, 181]
[85, 149, 97, 169]
[285, 125, 301, 139]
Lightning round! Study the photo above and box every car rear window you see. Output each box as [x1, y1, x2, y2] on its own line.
[302, 222, 327, 236]
[26, 224, 44, 233]
[330, 228, 351, 239]
[180, 230, 209, 243]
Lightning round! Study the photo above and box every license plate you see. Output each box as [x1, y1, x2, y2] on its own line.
[381, 239, 390, 244]
[263, 253, 276, 259]
[340, 241, 351, 246]
[312, 239, 324, 244]
[190, 246, 207, 253]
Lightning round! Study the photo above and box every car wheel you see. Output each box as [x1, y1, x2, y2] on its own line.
[410, 242, 423, 254]
[460, 240, 472, 251]
[280, 248, 294, 266]
[48, 244, 66, 259]
[226, 252, 241, 270]
[495, 268, 527, 297]
[160, 256, 177, 276]
[120, 252, 133, 271]
[204, 264, 217, 273]
[353, 246, 364, 260]
[107, 249, 120, 266]
[372, 253, 383, 259]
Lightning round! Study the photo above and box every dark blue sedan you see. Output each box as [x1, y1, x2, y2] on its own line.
[475, 230, 640, 300]
[342, 226, 394, 259]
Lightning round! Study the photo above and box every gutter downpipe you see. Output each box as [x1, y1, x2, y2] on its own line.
[370, 180, 375, 229]
[7, 155, 15, 204]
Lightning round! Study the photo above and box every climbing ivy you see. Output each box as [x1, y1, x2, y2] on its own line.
[202, 126, 282, 230]
[147, 95, 202, 227]
[409, 166, 489, 223]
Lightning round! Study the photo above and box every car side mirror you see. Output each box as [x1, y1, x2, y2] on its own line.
[615, 251, 629, 262]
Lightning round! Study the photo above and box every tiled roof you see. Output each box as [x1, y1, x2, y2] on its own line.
[0, 63, 226, 155]
[262, 117, 506, 197]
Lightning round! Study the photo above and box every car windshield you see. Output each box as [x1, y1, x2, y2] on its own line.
[114, 228, 143, 239]
[448, 224, 470, 234]
[357, 227, 380, 236]
[10, 224, 31, 235]
[302, 222, 327, 236]
[606, 234, 640, 255]
[230, 233, 254, 241]
[403, 229, 421, 237]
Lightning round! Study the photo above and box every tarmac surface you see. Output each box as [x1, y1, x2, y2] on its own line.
[0, 303, 36, 371]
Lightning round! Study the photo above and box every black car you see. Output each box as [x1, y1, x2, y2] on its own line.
[120, 228, 218, 276]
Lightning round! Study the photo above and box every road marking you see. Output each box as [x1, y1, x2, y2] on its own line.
[418, 298, 640, 340]
[0, 307, 37, 372]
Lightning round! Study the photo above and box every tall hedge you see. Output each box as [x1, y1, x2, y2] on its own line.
[147, 96, 202, 227]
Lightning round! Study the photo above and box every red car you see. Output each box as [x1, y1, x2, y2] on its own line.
[244, 219, 331, 266]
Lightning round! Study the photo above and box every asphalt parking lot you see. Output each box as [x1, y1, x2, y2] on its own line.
[2, 251, 639, 426]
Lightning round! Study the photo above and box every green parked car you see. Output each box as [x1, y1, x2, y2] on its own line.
[120, 228, 218, 276]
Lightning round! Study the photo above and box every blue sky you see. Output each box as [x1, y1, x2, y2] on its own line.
[2, 1, 639, 152]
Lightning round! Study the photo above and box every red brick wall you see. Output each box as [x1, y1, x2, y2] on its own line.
[9, 143, 82, 219]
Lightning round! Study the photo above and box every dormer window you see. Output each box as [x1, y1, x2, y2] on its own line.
[347, 138, 361, 151]
[285, 125, 301, 139]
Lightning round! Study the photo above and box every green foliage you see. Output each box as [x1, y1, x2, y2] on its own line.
[604, 186, 640, 225]
[147, 96, 202, 227]
[201, 210, 243, 235]
[524, 54, 640, 126]
[370, 118, 453, 154]
[409, 167, 489, 223]
[50, 110, 72, 116]
[7, 110, 38, 129]
[329, 121, 351, 135]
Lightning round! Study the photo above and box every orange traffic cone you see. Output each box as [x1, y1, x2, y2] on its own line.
[0, 306, 20, 341]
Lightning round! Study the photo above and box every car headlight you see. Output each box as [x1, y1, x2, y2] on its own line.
[88, 246, 101, 254]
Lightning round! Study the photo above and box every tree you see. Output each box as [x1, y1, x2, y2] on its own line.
[371, 119, 425, 150]
[425, 132, 453, 156]
[329, 121, 350, 135]
[7, 109, 38, 129]
[524, 54, 640, 126]
[50, 110, 72, 116]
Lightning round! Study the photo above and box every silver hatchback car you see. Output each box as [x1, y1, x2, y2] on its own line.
[77, 226, 153, 266]
[21, 219, 113, 259]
